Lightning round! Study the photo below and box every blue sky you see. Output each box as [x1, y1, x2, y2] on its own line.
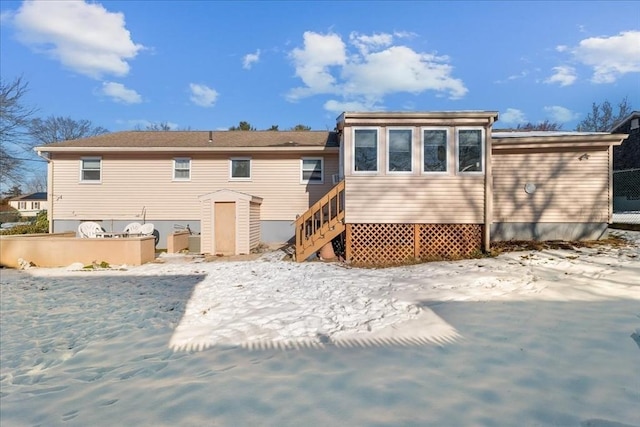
[1, 0, 639, 134]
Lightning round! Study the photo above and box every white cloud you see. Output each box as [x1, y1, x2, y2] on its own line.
[189, 83, 218, 107]
[555, 45, 568, 53]
[13, 0, 143, 79]
[544, 66, 577, 86]
[287, 31, 467, 109]
[101, 82, 142, 104]
[243, 49, 260, 70]
[500, 108, 527, 125]
[543, 106, 579, 123]
[323, 99, 382, 114]
[288, 32, 347, 100]
[572, 30, 640, 83]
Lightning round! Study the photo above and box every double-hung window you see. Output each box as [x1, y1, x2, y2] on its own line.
[230, 157, 251, 180]
[353, 128, 378, 173]
[457, 128, 484, 173]
[32, 202, 40, 210]
[387, 129, 413, 173]
[173, 158, 191, 181]
[80, 157, 101, 183]
[18, 201, 26, 209]
[423, 128, 448, 173]
[301, 157, 324, 184]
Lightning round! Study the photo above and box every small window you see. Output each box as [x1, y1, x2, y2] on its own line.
[457, 128, 484, 173]
[230, 157, 251, 180]
[80, 157, 101, 182]
[18, 201, 26, 210]
[301, 157, 324, 184]
[353, 128, 378, 173]
[387, 129, 413, 173]
[423, 129, 448, 173]
[32, 202, 40, 210]
[173, 158, 191, 181]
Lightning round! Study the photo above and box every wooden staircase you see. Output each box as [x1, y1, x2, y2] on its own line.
[295, 180, 345, 262]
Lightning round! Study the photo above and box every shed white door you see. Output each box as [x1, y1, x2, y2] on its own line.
[214, 202, 236, 255]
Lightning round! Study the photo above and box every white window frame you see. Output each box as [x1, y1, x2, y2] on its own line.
[456, 127, 485, 175]
[229, 157, 252, 181]
[386, 128, 414, 174]
[80, 157, 102, 183]
[352, 127, 379, 175]
[173, 157, 191, 181]
[300, 157, 324, 184]
[18, 201, 26, 210]
[421, 127, 450, 175]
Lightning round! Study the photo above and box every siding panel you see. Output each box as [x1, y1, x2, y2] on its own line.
[51, 153, 338, 222]
[345, 175, 485, 223]
[492, 149, 609, 223]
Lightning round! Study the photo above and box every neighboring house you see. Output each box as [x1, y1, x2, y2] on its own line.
[610, 111, 639, 170]
[8, 192, 48, 218]
[35, 111, 626, 264]
[610, 111, 640, 212]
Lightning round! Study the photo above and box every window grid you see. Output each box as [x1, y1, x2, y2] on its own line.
[173, 158, 191, 181]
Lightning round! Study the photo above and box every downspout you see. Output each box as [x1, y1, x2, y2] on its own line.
[35, 149, 52, 233]
[483, 117, 495, 253]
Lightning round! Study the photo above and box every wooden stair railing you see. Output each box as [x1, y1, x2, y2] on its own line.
[295, 179, 345, 262]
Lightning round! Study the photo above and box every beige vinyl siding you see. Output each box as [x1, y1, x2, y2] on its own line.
[249, 202, 261, 249]
[201, 198, 213, 254]
[50, 152, 338, 221]
[345, 175, 485, 223]
[492, 148, 610, 223]
[235, 199, 250, 254]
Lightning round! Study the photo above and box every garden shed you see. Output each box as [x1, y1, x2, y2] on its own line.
[199, 189, 262, 256]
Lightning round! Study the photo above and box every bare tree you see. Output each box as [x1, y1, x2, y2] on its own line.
[0, 76, 37, 183]
[576, 97, 633, 131]
[28, 116, 108, 145]
[516, 120, 563, 131]
[23, 170, 48, 193]
[135, 121, 174, 131]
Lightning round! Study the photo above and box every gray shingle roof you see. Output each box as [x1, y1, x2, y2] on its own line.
[41, 131, 339, 149]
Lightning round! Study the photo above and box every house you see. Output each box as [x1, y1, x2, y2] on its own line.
[610, 111, 639, 170]
[609, 111, 640, 212]
[8, 192, 48, 218]
[35, 111, 626, 265]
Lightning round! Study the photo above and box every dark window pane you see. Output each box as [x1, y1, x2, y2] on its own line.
[354, 129, 378, 172]
[458, 129, 482, 172]
[388, 129, 412, 172]
[423, 130, 447, 172]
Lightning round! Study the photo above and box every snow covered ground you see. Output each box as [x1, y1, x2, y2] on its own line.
[1, 230, 639, 426]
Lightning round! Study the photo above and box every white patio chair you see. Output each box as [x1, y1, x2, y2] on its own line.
[139, 223, 155, 236]
[78, 221, 104, 238]
[123, 222, 142, 235]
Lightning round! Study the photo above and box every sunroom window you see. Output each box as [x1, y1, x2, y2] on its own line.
[423, 129, 448, 172]
[173, 158, 191, 180]
[457, 129, 483, 173]
[387, 129, 412, 172]
[80, 157, 101, 182]
[353, 129, 378, 172]
[301, 158, 324, 184]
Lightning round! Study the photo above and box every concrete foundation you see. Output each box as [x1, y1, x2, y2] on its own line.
[491, 222, 608, 241]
